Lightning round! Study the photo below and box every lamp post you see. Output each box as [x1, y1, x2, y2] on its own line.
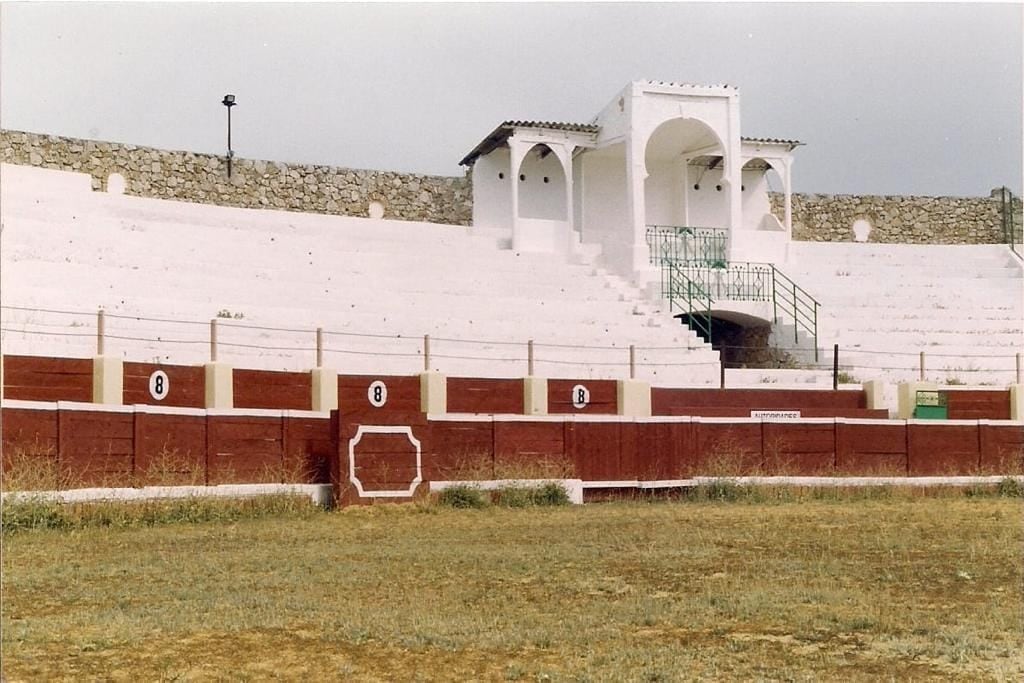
[221, 94, 236, 177]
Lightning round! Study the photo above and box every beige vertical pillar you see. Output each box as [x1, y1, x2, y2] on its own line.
[617, 379, 651, 418]
[92, 356, 123, 405]
[1009, 384, 1023, 421]
[205, 363, 234, 409]
[420, 372, 447, 414]
[523, 376, 548, 416]
[311, 368, 338, 412]
[862, 379, 891, 415]
[897, 381, 938, 420]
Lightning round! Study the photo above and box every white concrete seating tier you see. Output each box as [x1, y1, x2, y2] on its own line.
[785, 241, 1023, 384]
[1, 165, 719, 383]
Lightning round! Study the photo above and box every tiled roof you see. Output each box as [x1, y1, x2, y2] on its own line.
[459, 121, 599, 167]
[742, 136, 803, 147]
[643, 79, 738, 90]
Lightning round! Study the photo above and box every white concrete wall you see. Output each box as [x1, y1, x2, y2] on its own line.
[579, 146, 628, 254]
[643, 160, 684, 227]
[741, 167, 773, 231]
[517, 147, 567, 221]
[685, 166, 729, 228]
[472, 149, 512, 233]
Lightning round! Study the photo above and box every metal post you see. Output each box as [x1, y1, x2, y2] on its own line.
[226, 104, 233, 178]
[96, 309, 105, 356]
[720, 359, 726, 389]
[423, 334, 430, 372]
[316, 327, 323, 368]
[629, 345, 636, 380]
[210, 319, 218, 363]
[832, 343, 839, 390]
[792, 282, 798, 344]
[919, 351, 925, 382]
[527, 339, 534, 376]
[1016, 352, 1022, 385]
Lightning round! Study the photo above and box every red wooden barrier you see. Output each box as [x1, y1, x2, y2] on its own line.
[124, 362, 204, 408]
[652, 388, 865, 415]
[836, 421, 907, 475]
[134, 411, 208, 484]
[3, 355, 92, 402]
[907, 422, 980, 475]
[447, 377, 524, 415]
[945, 390, 1011, 420]
[548, 379, 617, 414]
[338, 375, 421, 417]
[233, 370, 312, 411]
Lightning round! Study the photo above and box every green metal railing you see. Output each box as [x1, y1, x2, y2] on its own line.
[998, 186, 1023, 259]
[657, 257, 820, 359]
[660, 260, 714, 342]
[646, 226, 727, 267]
[770, 265, 820, 362]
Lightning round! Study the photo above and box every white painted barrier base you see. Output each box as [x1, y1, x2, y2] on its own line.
[1, 483, 334, 507]
[582, 475, 1024, 490]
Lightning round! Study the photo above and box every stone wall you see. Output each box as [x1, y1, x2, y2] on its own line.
[0, 129, 472, 225]
[770, 191, 1022, 244]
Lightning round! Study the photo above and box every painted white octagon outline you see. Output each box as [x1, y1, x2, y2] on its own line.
[348, 425, 422, 498]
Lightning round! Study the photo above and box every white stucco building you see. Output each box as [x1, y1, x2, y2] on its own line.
[460, 80, 801, 281]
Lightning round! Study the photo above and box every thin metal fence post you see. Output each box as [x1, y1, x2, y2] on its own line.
[1016, 352, 1022, 385]
[832, 344, 839, 390]
[629, 345, 636, 380]
[720, 359, 726, 389]
[919, 351, 925, 382]
[210, 319, 218, 362]
[792, 282, 798, 344]
[96, 308, 105, 356]
[316, 327, 323, 368]
[528, 339, 535, 376]
[423, 334, 430, 372]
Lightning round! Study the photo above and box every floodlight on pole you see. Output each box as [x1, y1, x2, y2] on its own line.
[222, 94, 236, 177]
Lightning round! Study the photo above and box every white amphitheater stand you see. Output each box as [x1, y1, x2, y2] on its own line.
[784, 241, 1023, 385]
[0, 164, 720, 384]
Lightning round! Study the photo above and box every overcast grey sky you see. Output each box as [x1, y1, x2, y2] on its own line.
[1, 2, 1021, 196]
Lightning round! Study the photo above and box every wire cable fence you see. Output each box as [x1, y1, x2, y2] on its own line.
[1, 306, 1020, 385]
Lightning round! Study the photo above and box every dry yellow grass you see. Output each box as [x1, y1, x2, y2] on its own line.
[2, 496, 1022, 681]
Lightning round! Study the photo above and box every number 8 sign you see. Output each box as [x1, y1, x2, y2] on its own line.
[149, 370, 170, 401]
[367, 380, 388, 408]
[571, 384, 590, 410]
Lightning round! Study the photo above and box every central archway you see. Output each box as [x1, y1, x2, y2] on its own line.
[644, 117, 728, 230]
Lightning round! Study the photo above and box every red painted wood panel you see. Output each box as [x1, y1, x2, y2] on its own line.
[1, 408, 60, 482]
[566, 422, 623, 480]
[134, 412, 207, 485]
[206, 416, 284, 483]
[652, 388, 865, 415]
[636, 422, 694, 480]
[350, 432, 419, 490]
[762, 422, 836, 475]
[58, 410, 135, 485]
[421, 420, 493, 480]
[232, 369, 312, 411]
[493, 421, 570, 477]
[548, 379, 617, 414]
[447, 377, 524, 415]
[945, 391, 1011, 420]
[692, 422, 763, 475]
[124, 362, 205, 408]
[3, 355, 92, 402]
[907, 424, 980, 475]
[979, 423, 1024, 473]
[338, 374, 421, 417]
[664, 406, 887, 419]
[283, 417, 334, 484]
[836, 422, 907, 475]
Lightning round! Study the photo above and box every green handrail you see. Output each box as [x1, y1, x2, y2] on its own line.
[661, 261, 714, 342]
[770, 265, 820, 362]
[646, 226, 727, 267]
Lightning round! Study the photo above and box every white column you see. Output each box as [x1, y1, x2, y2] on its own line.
[509, 138, 528, 251]
[783, 158, 793, 236]
[625, 126, 647, 273]
[551, 142, 575, 254]
[681, 156, 690, 226]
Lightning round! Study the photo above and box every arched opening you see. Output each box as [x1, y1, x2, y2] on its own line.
[644, 117, 726, 229]
[741, 158, 785, 231]
[516, 143, 567, 221]
[107, 173, 126, 195]
[673, 310, 797, 369]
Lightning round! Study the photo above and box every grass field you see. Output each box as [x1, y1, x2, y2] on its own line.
[2, 493, 1022, 681]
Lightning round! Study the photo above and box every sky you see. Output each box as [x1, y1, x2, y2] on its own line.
[1, 2, 1021, 196]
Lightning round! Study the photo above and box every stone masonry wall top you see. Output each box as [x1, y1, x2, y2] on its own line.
[0, 129, 472, 225]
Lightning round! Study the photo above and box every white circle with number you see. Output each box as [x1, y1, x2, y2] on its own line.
[367, 380, 388, 408]
[149, 370, 170, 401]
[571, 384, 590, 410]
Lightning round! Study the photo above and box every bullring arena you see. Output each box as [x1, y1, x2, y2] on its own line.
[2, 81, 1022, 504]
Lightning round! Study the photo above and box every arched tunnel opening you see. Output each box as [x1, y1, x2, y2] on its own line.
[674, 312, 797, 369]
